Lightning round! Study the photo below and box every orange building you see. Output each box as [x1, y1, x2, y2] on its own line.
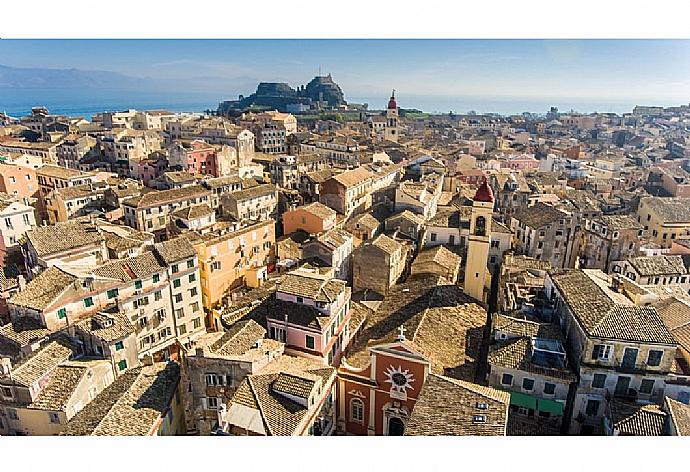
[0, 162, 39, 201]
[282, 201, 337, 235]
[193, 219, 276, 311]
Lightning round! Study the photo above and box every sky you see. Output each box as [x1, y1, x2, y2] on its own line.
[1, 39, 689, 109]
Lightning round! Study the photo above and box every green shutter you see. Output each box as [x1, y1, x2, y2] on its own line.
[509, 391, 538, 410]
[118, 360, 127, 371]
[537, 398, 564, 416]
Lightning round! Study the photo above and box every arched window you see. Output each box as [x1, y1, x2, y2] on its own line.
[475, 216, 486, 236]
[350, 398, 364, 422]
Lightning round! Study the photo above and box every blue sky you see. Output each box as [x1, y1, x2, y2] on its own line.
[1, 39, 689, 102]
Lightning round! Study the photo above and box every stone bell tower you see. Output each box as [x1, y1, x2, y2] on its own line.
[384, 90, 399, 143]
[464, 178, 494, 302]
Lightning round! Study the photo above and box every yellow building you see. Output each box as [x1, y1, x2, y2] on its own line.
[464, 180, 494, 303]
[193, 219, 276, 312]
[637, 197, 690, 248]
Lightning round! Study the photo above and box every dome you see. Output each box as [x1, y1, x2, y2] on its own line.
[387, 90, 397, 109]
[474, 178, 495, 203]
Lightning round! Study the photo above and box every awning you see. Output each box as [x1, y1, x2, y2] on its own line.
[537, 398, 564, 416]
[509, 391, 538, 410]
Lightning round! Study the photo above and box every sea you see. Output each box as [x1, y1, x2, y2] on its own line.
[0, 88, 653, 119]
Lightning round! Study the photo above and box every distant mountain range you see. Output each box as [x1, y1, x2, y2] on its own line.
[0, 64, 259, 95]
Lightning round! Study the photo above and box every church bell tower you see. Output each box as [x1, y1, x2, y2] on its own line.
[464, 178, 494, 302]
[384, 90, 399, 143]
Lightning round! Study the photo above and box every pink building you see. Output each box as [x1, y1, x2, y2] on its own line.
[500, 154, 540, 170]
[170, 140, 218, 177]
[266, 269, 352, 365]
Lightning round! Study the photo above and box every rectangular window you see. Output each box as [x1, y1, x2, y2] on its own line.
[585, 399, 600, 416]
[430, 233, 437, 242]
[543, 383, 556, 395]
[639, 379, 655, 395]
[592, 374, 607, 389]
[190, 287, 198, 297]
[171, 264, 179, 274]
[114, 341, 124, 351]
[188, 273, 196, 283]
[57, 307, 67, 319]
[591, 344, 612, 361]
[191, 302, 200, 313]
[153, 273, 160, 283]
[173, 278, 181, 289]
[117, 360, 127, 371]
[107, 288, 119, 299]
[206, 397, 219, 410]
[83, 297, 94, 308]
[155, 290, 162, 301]
[175, 308, 184, 319]
[48, 412, 60, 424]
[501, 373, 513, 386]
[647, 350, 663, 367]
[134, 280, 143, 290]
[522, 378, 535, 391]
[193, 318, 202, 329]
[187, 259, 194, 269]
[175, 293, 183, 303]
[178, 324, 187, 336]
[306, 335, 315, 349]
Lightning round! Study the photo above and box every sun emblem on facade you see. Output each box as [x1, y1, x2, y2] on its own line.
[384, 365, 415, 393]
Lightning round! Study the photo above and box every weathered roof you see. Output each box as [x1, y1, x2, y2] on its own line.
[488, 337, 576, 381]
[25, 220, 104, 257]
[627, 255, 688, 277]
[154, 236, 197, 264]
[411, 246, 461, 276]
[0, 318, 51, 348]
[227, 356, 335, 435]
[368, 233, 403, 255]
[75, 312, 135, 343]
[610, 400, 667, 436]
[345, 273, 487, 382]
[28, 364, 88, 411]
[641, 197, 690, 223]
[276, 270, 346, 303]
[9, 266, 77, 311]
[329, 167, 373, 188]
[91, 251, 165, 282]
[404, 374, 509, 436]
[513, 202, 568, 229]
[124, 185, 209, 208]
[60, 362, 180, 436]
[549, 269, 676, 344]
[227, 183, 276, 202]
[665, 396, 690, 436]
[172, 203, 213, 220]
[10, 340, 73, 387]
[299, 202, 336, 220]
[598, 215, 643, 231]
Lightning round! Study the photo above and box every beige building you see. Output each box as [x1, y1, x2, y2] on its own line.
[352, 233, 407, 295]
[637, 197, 690, 248]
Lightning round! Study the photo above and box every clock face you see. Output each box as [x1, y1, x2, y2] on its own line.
[384, 365, 415, 393]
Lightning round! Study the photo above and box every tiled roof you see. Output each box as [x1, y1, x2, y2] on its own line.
[124, 185, 209, 208]
[172, 203, 213, 220]
[386, 209, 425, 226]
[228, 356, 335, 435]
[488, 337, 576, 381]
[411, 246, 461, 276]
[549, 269, 676, 344]
[492, 314, 562, 339]
[313, 228, 352, 250]
[276, 270, 346, 303]
[61, 362, 180, 436]
[404, 374, 509, 436]
[654, 297, 690, 353]
[627, 255, 688, 277]
[641, 197, 690, 223]
[513, 202, 568, 229]
[264, 297, 331, 330]
[28, 365, 87, 411]
[271, 372, 319, 399]
[345, 273, 487, 383]
[9, 266, 77, 311]
[300, 202, 336, 220]
[610, 400, 667, 436]
[10, 340, 73, 387]
[91, 251, 165, 282]
[75, 312, 135, 343]
[25, 220, 104, 257]
[154, 236, 197, 264]
[227, 183, 276, 202]
[330, 167, 373, 188]
[598, 215, 643, 231]
[210, 319, 266, 357]
[0, 318, 51, 348]
[37, 164, 89, 180]
[665, 397, 690, 436]
[369, 233, 403, 255]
